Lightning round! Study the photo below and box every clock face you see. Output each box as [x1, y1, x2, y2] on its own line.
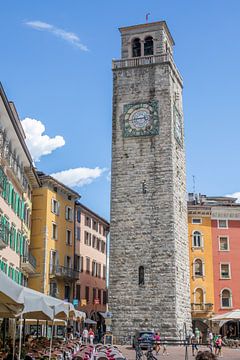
[174, 106, 183, 145]
[123, 101, 159, 137]
[130, 109, 151, 129]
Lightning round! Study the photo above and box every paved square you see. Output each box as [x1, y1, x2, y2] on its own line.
[119, 345, 240, 360]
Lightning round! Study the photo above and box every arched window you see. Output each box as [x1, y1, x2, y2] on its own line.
[144, 36, 153, 56]
[139, 266, 145, 285]
[193, 231, 202, 248]
[221, 289, 232, 308]
[194, 259, 203, 277]
[195, 288, 204, 304]
[132, 38, 141, 58]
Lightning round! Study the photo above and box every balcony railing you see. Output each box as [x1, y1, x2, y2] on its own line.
[112, 53, 182, 82]
[21, 253, 37, 274]
[50, 265, 79, 280]
[191, 303, 213, 312]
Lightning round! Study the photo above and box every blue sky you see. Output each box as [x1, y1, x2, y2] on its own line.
[1, 0, 240, 220]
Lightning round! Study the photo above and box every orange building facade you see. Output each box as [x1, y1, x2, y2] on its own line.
[188, 194, 240, 338]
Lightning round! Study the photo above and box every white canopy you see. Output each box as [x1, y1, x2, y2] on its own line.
[22, 295, 54, 320]
[0, 271, 24, 316]
[211, 309, 240, 321]
[0, 271, 86, 321]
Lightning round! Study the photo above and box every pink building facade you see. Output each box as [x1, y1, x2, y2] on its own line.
[74, 202, 109, 325]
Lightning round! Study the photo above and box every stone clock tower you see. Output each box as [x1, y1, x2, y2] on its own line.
[109, 21, 191, 341]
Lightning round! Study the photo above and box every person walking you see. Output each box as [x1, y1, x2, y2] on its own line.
[82, 327, 89, 344]
[207, 330, 213, 353]
[89, 328, 95, 345]
[154, 332, 161, 355]
[195, 328, 200, 344]
[191, 334, 199, 356]
[215, 335, 223, 357]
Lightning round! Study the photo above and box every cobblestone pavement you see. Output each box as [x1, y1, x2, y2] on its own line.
[118, 345, 240, 360]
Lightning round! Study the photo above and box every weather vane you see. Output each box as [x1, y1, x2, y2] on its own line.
[146, 13, 150, 22]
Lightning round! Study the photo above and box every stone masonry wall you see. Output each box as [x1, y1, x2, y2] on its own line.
[109, 60, 191, 343]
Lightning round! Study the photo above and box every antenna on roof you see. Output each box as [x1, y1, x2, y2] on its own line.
[192, 175, 196, 194]
[146, 13, 150, 22]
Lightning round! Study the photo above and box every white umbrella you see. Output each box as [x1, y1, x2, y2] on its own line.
[211, 309, 240, 321]
[22, 295, 54, 320]
[0, 271, 24, 316]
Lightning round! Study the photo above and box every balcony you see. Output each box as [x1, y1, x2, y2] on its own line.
[50, 265, 79, 280]
[21, 253, 37, 274]
[112, 53, 182, 83]
[191, 303, 213, 313]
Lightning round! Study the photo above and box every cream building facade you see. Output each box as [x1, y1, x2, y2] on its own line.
[0, 83, 39, 286]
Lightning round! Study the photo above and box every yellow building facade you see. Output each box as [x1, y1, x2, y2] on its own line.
[28, 172, 79, 302]
[188, 198, 215, 332]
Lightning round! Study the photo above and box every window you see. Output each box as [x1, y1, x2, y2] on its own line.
[139, 266, 145, 285]
[65, 256, 72, 269]
[103, 265, 106, 279]
[219, 236, 229, 251]
[93, 288, 96, 303]
[132, 38, 141, 57]
[92, 261, 97, 276]
[93, 220, 98, 232]
[194, 259, 203, 277]
[76, 284, 81, 300]
[218, 219, 228, 228]
[50, 282, 58, 297]
[77, 209, 81, 223]
[103, 227, 107, 237]
[51, 199, 59, 215]
[75, 255, 80, 271]
[52, 223, 57, 240]
[220, 264, 230, 279]
[85, 286, 89, 302]
[92, 236, 96, 248]
[97, 238, 101, 251]
[193, 231, 202, 248]
[101, 241, 106, 254]
[221, 289, 232, 308]
[103, 290, 107, 305]
[192, 218, 202, 224]
[66, 230, 72, 245]
[97, 263, 101, 278]
[84, 231, 91, 246]
[85, 216, 91, 228]
[98, 289, 102, 304]
[65, 206, 73, 221]
[144, 36, 153, 56]
[86, 257, 90, 273]
[64, 285, 71, 302]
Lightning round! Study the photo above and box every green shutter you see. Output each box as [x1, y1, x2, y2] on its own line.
[9, 226, 12, 248]
[4, 263, 8, 275]
[21, 201, 25, 220]
[12, 268, 15, 280]
[15, 193, 19, 214]
[5, 221, 10, 245]
[13, 228, 17, 252]
[2, 176, 7, 199]
[20, 234, 24, 256]
[1, 216, 5, 242]
[18, 272, 22, 285]
[8, 183, 13, 205]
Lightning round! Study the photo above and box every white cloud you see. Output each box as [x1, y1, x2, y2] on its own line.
[225, 192, 240, 203]
[21, 117, 65, 162]
[51, 167, 106, 187]
[25, 20, 89, 51]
